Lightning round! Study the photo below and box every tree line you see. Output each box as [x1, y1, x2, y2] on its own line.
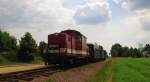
[0, 30, 47, 62]
[0, 30, 149, 63]
[111, 43, 150, 57]
[0, 30, 108, 63]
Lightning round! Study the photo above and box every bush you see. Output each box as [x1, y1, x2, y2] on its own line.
[17, 51, 34, 62]
[0, 50, 18, 61]
[0, 54, 4, 63]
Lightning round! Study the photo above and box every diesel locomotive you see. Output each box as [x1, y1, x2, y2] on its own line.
[43, 30, 107, 65]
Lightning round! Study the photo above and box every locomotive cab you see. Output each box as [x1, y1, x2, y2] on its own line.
[47, 32, 76, 65]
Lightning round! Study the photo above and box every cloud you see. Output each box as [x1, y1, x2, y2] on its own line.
[74, 2, 111, 25]
[141, 20, 150, 31]
[113, 0, 150, 11]
[127, 0, 150, 11]
[63, 0, 87, 9]
[139, 15, 150, 31]
[0, 0, 75, 43]
[0, 0, 76, 28]
[0, 0, 149, 52]
[113, 0, 122, 4]
[113, 0, 150, 32]
[0, 0, 27, 25]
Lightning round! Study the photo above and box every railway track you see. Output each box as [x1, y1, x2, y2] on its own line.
[0, 65, 60, 82]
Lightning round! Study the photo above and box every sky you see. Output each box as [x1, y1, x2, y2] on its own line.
[0, 0, 150, 51]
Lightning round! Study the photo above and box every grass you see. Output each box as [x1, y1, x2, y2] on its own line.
[31, 56, 44, 64]
[112, 57, 150, 82]
[0, 56, 43, 67]
[0, 60, 26, 67]
[87, 60, 112, 82]
[46, 79, 53, 82]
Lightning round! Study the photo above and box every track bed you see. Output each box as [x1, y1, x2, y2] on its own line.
[33, 61, 106, 82]
[0, 61, 105, 82]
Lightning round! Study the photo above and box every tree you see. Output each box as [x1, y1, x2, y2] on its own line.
[143, 44, 150, 57]
[39, 41, 47, 55]
[111, 43, 122, 57]
[128, 47, 132, 57]
[18, 32, 37, 62]
[122, 46, 130, 57]
[0, 31, 17, 51]
[99, 45, 104, 57]
[144, 44, 150, 53]
[0, 30, 18, 61]
[103, 50, 108, 58]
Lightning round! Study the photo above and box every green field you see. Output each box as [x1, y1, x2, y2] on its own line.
[113, 58, 150, 82]
[87, 60, 112, 82]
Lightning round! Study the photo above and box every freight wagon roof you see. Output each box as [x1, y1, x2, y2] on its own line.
[61, 29, 87, 38]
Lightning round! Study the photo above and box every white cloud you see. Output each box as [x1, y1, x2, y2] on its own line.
[113, 0, 122, 4]
[127, 0, 150, 11]
[113, 0, 150, 32]
[0, 0, 149, 52]
[63, 0, 87, 9]
[121, 1, 128, 10]
[74, 2, 111, 25]
[0, 0, 75, 43]
[113, 0, 150, 11]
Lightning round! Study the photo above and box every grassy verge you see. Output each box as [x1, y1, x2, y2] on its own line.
[87, 60, 112, 82]
[112, 57, 150, 82]
[0, 56, 43, 67]
[46, 79, 53, 82]
[0, 60, 26, 67]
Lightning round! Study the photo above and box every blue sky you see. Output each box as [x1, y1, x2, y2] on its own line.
[108, 0, 128, 22]
[0, 0, 150, 51]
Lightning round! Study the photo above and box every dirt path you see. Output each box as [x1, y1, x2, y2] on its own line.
[0, 64, 45, 74]
[32, 61, 105, 82]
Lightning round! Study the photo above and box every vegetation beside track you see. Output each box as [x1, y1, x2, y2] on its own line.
[0, 56, 43, 67]
[87, 60, 112, 82]
[47, 79, 53, 82]
[112, 57, 150, 82]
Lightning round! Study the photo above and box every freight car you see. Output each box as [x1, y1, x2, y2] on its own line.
[43, 30, 106, 66]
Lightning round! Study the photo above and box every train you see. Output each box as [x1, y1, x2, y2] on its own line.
[43, 30, 107, 66]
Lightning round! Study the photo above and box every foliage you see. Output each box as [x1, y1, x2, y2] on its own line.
[18, 32, 37, 62]
[0, 30, 18, 62]
[39, 41, 47, 55]
[87, 60, 112, 82]
[0, 30, 43, 64]
[1, 50, 18, 61]
[31, 53, 43, 64]
[113, 58, 150, 82]
[94, 44, 108, 58]
[111, 43, 122, 57]
[143, 44, 150, 57]
[0, 30, 17, 51]
[0, 59, 25, 66]
[111, 43, 143, 57]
